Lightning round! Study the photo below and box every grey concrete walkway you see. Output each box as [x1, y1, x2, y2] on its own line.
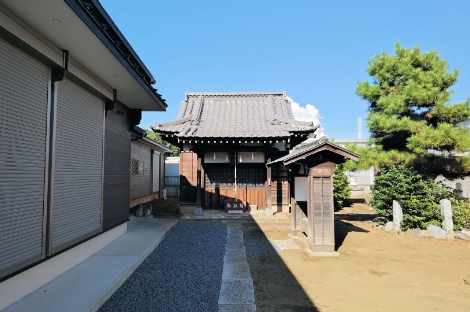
[218, 222, 256, 311]
[2, 216, 178, 312]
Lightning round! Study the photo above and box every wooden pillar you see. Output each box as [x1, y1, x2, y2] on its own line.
[290, 172, 300, 236]
[306, 170, 313, 240]
[291, 195, 296, 234]
[290, 197, 300, 236]
[307, 167, 335, 253]
[266, 159, 272, 208]
[200, 162, 205, 209]
[195, 157, 202, 215]
[266, 158, 272, 215]
[196, 157, 201, 208]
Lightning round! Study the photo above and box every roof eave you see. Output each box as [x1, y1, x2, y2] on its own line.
[267, 142, 360, 166]
[65, 0, 167, 109]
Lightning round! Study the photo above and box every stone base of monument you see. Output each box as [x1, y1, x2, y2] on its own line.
[289, 232, 307, 243]
[305, 249, 340, 257]
[265, 207, 273, 216]
[306, 243, 339, 257]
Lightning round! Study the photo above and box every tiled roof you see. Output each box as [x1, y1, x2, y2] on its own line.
[152, 92, 317, 138]
[267, 137, 359, 165]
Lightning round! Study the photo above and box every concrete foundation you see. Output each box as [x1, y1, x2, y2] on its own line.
[0, 223, 127, 311]
[180, 205, 197, 215]
[307, 242, 335, 253]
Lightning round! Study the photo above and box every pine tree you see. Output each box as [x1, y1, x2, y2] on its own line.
[145, 129, 180, 157]
[354, 43, 470, 175]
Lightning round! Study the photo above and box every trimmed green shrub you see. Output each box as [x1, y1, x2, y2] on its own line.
[333, 165, 351, 208]
[372, 163, 470, 230]
[371, 163, 445, 230]
[448, 194, 470, 230]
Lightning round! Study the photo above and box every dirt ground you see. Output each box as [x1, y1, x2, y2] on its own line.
[245, 204, 470, 312]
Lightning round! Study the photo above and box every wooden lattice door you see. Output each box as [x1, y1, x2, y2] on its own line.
[308, 169, 335, 252]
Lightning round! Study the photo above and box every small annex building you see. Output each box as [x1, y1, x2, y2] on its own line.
[267, 137, 359, 254]
[0, 0, 166, 308]
[131, 127, 172, 207]
[152, 92, 318, 213]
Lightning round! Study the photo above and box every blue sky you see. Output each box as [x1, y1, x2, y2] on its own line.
[100, 0, 470, 139]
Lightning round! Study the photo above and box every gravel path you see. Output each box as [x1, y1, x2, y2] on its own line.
[99, 220, 227, 312]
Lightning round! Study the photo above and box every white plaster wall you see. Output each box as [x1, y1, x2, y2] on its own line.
[294, 177, 307, 201]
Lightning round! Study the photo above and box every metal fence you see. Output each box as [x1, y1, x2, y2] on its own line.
[165, 176, 180, 186]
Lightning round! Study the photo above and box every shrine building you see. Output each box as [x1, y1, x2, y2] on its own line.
[152, 92, 318, 213]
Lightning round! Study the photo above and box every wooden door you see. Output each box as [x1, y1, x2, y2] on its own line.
[308, 173, 335, 252]
[180, 151, 198, 204]
[204, 165, 265, 209]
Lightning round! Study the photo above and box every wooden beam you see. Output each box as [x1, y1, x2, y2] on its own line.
[196, 157, 202, 209]
[266, 158, 272, 209]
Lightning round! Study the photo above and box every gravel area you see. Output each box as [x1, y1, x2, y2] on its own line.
[99, 220, 227, 312]
[243, 225, 277, 259]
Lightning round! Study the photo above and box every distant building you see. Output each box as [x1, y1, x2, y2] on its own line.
[131, 127, 172, 207]
[335, 133, 470, 200]
[334, 139, 374, 202]
[434, 119, 470, 197]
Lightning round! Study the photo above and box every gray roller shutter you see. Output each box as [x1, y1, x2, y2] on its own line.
[51, 78, 104, 253]
[0, 37, 49, 278]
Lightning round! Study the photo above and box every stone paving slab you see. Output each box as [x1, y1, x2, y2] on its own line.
[218, 279, 256, 305]
[219, 222, 256, 311]
[180, 210, 291, 222]
[269, 239, 301, 252]
[227, 238, 246, 249]
[218, 303, 257, 312]
[222, 258, 251, 280]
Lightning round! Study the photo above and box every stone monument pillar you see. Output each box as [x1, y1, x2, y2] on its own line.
[392, 200, 403, 232]
[440, 199, 454, 239]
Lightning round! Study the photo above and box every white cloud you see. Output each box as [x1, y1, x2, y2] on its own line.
[287, 96, 322, 125]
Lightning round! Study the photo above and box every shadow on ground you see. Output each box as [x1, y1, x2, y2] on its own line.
[334, 217, 370, 251]
[242, 220, 319, 312]
[334, 206, 376, 250]
[103, 205, 378, 311]
[151, 198, 181, 218]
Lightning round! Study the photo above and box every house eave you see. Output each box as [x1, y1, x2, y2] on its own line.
[65, 0, 167, 110]
[0, 0, 166, 111]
